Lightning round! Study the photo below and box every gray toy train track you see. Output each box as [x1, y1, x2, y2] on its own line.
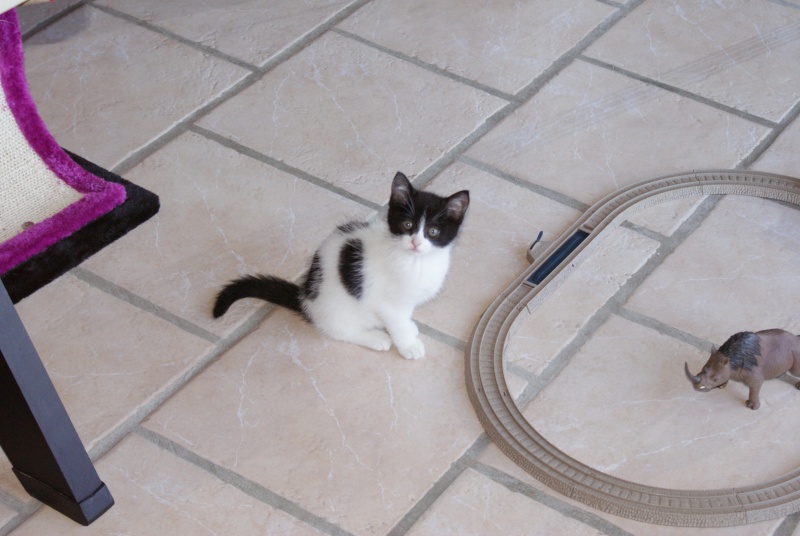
[465, 170, 800, 527]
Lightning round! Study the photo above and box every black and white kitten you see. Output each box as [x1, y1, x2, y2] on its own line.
[213, 172, 469, 360]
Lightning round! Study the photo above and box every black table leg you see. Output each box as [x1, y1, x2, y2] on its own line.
[0, 280, 113, 525]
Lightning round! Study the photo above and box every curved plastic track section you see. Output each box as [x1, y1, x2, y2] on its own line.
[466, 170, 800, 527]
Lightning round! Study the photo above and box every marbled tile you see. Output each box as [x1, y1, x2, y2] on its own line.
[13, 273, 213, 450]
[751, 119, 800, 178]
[143, 309, 483, 535]
[505, 226, 659, 377]
[584, 0, 800, 122]
[15, 0, 82, 33]
[22, 7, 249, 169]
[465, 61, 769, 206]
[414, 162, 582, 342]
[96, 0, 353, 66]
[624, 195, 800, 343]
[197, 32, 506, 205]
[524, 316, 800, 490]
[338, 0, 614, 95]
[11, 435, 325, 536]
[82, 131, 374, 338]
[478, 444, 785, 536]
[406, 468, 604, 536]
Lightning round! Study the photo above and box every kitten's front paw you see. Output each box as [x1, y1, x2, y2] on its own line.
[362, 330, 392, 352]
[398, 339, 425, 360]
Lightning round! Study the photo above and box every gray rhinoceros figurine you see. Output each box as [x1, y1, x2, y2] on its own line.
[685, 329, 800, 410]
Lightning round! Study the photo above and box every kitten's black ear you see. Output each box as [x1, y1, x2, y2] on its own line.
[391, 172, 413, 204]
[445, 190, 469, 221]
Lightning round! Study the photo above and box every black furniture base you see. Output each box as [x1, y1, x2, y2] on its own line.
[14, 469, 113, 525]
[0, 280, 113, 525]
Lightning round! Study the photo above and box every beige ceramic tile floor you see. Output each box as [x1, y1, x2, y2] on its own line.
[3, 1, 800, 534]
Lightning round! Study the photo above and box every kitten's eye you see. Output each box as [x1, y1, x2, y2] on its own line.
[402, 221, 413, 231]
[428, 227, 440, 237]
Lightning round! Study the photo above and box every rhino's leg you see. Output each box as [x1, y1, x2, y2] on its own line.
[785, 374, 800, 389]
[789, 350, 800, 387]
[786, 370, 800, 389]
[746, 382, 762, 410]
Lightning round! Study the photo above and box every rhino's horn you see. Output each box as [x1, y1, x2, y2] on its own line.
[685, 362, 701, 385]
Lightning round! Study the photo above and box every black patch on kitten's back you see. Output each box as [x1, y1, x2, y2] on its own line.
[339, 238, 364, 299]
[387, 172, 469, 247]
[304, 253, 322, 301]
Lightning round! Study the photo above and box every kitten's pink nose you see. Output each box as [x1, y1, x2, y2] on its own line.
[411, 236, 423, 249]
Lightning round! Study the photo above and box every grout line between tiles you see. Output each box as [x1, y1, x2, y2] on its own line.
[0, 506, 42, 536]
[70, 267, 221, 344]
[471, 462, 634, 536]
[88, 3, 260, 71]
[618, 219, 670, 243]
[504, 361, 537, 385]
[134, 426, 356, 536]
[595, 0, 626, 7]
[0, 484, 44, 536]
[19, 0, 91, 39]
[386, 434, 492, 536]
[331, 28, 517, 102]
[415, 322, 466, 353]
[0, 516, 24, 536]
[773, 511, 800, 535]
[0, 491, 29, 520]
[189, 124, 383, 211]
[410, 101, 518, 187]
[458, 155, 591, 212]
[614, 307, 713, 352]
[739, 98, 800, 169]
[577, 55, 779, 129]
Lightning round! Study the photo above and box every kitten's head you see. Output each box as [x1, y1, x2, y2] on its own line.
[387, 172, 469, 255]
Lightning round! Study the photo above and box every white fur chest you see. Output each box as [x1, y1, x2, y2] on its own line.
[346, 224, 449, 307]
[409, 250, 448, 296]
[378, 244, 450, 307]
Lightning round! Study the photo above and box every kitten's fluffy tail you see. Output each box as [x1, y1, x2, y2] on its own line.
[213, 274, 302, 318]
